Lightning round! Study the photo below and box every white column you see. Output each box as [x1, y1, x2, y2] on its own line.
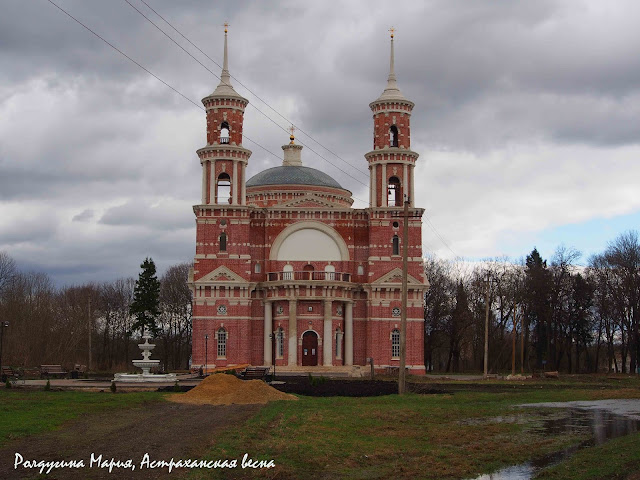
[345, 302, 353, 366]
[263, 301, 272, 366]
[201, 162, 207, 204]
[371, 164, 377, 207]
[403, 163, 408, 202]
[381, 163, 387, 207]
[232, 160, 238, 205]
[323, 299, 333, 366]
[288, 299, 297, 366]
[410, 164, 415, 207]
[241, 162, 246, 206]
[209, 163, 216, 204]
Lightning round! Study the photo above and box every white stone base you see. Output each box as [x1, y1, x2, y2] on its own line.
[113, 373, 178, 383]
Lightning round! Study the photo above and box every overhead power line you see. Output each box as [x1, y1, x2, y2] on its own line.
[45, 0, 281, 161]
[135, 0, 371, 180]
[123, 0, 370, 188]
[423, 216, 458, 257]
[45, 0, 377, 209]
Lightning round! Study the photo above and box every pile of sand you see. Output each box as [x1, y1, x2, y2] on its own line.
[169, 373, 297, 406]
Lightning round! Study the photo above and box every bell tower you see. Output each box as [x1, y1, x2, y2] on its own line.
[197, 24, 252, 206]
[365, 28, 419, 208]
[190, 25, 255, 372]
[362, 29, 427, 375]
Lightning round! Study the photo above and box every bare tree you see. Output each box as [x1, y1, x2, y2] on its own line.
[603, 231, 640, 373]
[159, 263, 192, 370]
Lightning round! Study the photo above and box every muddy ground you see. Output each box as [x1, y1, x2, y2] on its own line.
[270, 376, 447, 396]
[0, 401, 260, 479]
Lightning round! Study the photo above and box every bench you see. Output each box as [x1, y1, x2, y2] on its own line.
[1, 366, 21, 383]
[40, 365, 68, 378]
[385, 366, 410, 376]
[239, 366, 270, 381]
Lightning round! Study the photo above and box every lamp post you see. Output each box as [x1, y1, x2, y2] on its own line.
[270, 331, 276, 382]
[204, 334, 209, 377]
[0, 321, 9, 381]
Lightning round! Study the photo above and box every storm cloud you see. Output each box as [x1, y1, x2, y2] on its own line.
[2, 0, 640, 285]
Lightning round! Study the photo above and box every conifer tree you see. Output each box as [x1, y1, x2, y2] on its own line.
[130, 258, 161, 336]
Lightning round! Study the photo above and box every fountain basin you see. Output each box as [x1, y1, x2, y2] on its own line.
[114, 372, 177, 383]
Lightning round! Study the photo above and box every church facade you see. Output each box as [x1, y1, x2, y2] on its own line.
[189, 29, 428, 373]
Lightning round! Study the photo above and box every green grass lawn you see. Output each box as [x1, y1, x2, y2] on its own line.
[535, 431, 640, 480]
[0, 389, 162, 447]
[190, 381, 640, 480]
[1, 377, 639, 480]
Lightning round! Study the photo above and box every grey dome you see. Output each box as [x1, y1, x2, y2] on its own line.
[246, 166, 344, 189]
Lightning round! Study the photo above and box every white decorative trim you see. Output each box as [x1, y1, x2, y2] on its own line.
[269, 221, 350, 261]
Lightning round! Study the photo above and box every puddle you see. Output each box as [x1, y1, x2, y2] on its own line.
[467, 407, 640, 480]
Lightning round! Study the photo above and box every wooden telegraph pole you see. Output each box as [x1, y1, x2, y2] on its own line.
[399, 197, 410, 394]
[512, 301, 518, 376]
[88, 296, 92, 372]
[483, 272, 489, 379]
[521, 315, 526, 375]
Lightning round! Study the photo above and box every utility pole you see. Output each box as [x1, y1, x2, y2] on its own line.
[88, 296, 92, 372]
[204, 334, 209, 376]
[521, 315, 526, 375]
[399, 196, 409, 395]
[512, 301, 517, 376]
[483, 272, 490, 379]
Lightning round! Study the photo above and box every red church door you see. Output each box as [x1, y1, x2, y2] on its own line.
[302, 331, 318, 366]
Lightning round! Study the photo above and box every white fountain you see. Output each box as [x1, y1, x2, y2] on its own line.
[114, 330, 177, 383]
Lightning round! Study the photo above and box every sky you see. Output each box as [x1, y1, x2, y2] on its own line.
[1, 0, 640, 286]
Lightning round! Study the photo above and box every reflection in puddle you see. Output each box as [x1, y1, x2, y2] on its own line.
[468, 408, 640, 480]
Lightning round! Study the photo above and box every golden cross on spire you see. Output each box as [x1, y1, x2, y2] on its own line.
[289, 125, 296, 144]
[389, 26, 395, 38]
[223, 22, 230, 33]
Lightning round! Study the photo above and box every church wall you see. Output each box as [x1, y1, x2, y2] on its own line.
[373, 109, 412, 149]
[205, 102, 245, 145]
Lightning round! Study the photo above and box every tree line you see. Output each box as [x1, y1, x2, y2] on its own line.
[1, 230, 638, 375]
[424, 230, 640, 374]
[0, 253, 192, 372]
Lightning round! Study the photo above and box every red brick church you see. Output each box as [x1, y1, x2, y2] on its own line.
[189, 28, 428, 374]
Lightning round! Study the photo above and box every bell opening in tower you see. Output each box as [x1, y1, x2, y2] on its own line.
[389, 125, 399, 147]
[220, 122, 230, 144]
[387, 176, 401, 206]
[216, 173, 231, 204]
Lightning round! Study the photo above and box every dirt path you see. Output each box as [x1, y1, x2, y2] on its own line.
[0, 400, 260, 479]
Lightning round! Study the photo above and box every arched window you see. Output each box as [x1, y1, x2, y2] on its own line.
[219, 232, 227, 252]
[217, 328, 227, 358]
[324, 264, 335, 281]
[335, 327, 343, 360]
[282, 264, 293, 281]
[391, 329, 400, 359]
[220, 122, 230, 144]
[389, 125, 399, 147]
[216, 173, 231, 204]
[276, 327, 284, 359]
[392, 235, 400, 256]
[388, 176, 401, 206]
[303, 263, 314, 280]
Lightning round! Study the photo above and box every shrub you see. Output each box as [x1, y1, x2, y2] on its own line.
[110, 381, 116, 393]
[44, 380, 51, 391]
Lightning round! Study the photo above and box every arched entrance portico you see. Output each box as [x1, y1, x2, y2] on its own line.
[301, 331, 318, 366]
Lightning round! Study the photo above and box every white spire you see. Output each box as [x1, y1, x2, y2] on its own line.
[220, 24, 231, 87]
[208, 23, 243, 99]
[374, 28, 409, 103]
